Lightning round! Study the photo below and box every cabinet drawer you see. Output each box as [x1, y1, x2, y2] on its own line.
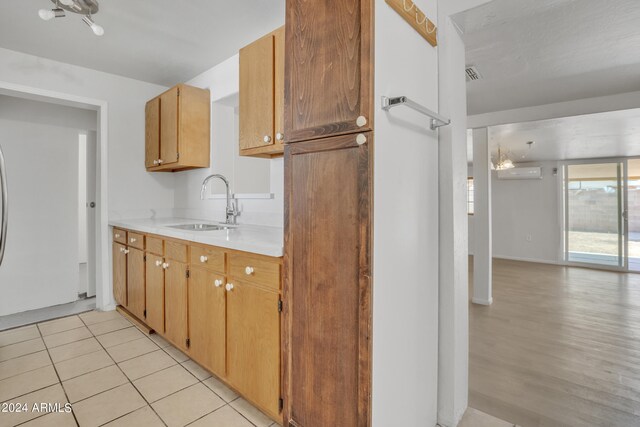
[190, 245, 225, 273]
[147, 236, 164, 256]
[166, 241, 188, 263]
[229, 254, 281, 291]
[128, 232, 145, 250]
[113, 228, 127, 245]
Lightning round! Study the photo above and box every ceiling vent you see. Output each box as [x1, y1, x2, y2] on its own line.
[465, 65, 482, 82]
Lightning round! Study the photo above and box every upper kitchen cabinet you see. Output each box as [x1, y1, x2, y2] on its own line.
[145, 84, 211, 172]
[239, 26, 285, 158]
[284, 0, 374, 143]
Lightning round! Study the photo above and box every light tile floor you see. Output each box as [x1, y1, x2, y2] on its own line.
[0, 310, 281, 427]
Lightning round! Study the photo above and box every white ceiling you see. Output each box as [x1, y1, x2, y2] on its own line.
[473, 108, 640, 165]
[0, 0, 285, 86]
[453, 0, 640, 115]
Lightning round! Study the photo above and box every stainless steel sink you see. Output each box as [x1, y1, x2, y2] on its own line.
[168, 223, 233, 231]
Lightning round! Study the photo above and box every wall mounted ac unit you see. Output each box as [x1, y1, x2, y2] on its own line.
[497, 167, 542, 180]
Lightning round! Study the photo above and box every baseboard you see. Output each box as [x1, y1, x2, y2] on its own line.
[471, 297, 493, 306]
[116, 306, 153, 335]
[492, 254, 560, 265]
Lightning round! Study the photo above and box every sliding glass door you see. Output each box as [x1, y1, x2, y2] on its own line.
[626, 159, 640, 272]
[564, 161, 626, 269]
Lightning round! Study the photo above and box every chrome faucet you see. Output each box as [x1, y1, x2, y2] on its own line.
[200, 174, 239, 225]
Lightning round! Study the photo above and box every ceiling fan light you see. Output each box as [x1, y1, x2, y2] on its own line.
[82, 15, 104, 36]
[91, 23, 104, 36]
[38, 8, 55, 20]
[59, 0, 75, 5]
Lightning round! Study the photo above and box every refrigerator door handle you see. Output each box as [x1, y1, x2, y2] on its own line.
[0, 144, 7, 266]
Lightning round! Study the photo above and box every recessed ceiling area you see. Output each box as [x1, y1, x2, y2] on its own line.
[473, 108, 640, 165]
[453, 0, 640, 115]
[0, 0, 285, 86]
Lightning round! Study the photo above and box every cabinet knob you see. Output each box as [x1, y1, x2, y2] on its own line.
[356, 134, 367, 146]
[245, 266, 254, 275]
[276, 132, 284, 141]
[130, 237, 137, 243]
[119, 247, 125, 253]
[225, 283, 234, 291]
[214, 279, 223, 287]
[123, 249, 130, 255]
[200, 255, 208, 263]
[155, 260, 163, 267]
[263, 135, 272, 144]
[157, 159, 164, 165]
[356, 116, 367, 127]
[115, 233, 121, 238]
[153, 160, 159, 166]
[162, 262, 169, 269]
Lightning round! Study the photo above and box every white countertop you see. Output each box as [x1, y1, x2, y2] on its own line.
[109, 218, 284, 257]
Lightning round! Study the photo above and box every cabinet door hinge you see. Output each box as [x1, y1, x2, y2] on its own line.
[186, 269, 190, 279]
[143, 255, 147, 262]
[186, 338, 190, 348]
[278, 299, 283, 312]
[143, 309, 147, 318]
[176, 152, 180, 160]
[279, 397, 283, 412]
[177, 87, 180, 96]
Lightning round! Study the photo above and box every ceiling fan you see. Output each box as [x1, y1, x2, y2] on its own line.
[39, 0, 104, 36]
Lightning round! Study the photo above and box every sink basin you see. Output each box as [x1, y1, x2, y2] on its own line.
[168, 223, 233, 231]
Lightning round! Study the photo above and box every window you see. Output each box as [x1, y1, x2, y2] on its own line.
[467, 177, 474, 215]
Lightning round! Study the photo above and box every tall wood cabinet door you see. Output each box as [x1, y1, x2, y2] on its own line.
[227, 281, 280, 419]
[239, 32, 275, 150]
[159, 87, 179, 166]
[112, 243, 127, 306]
[127, 247, 146, 321]
[146, 254, 165, 333]
[164, 260, 189, 351]
[274, 26, 285, 145]
[145, 97, 160, 169]
[188, 267, 226, 377]
[283, 133, 372, 427]
[284, 0, 374, 143]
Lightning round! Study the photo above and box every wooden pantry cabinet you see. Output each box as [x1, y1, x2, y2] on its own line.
[111, 229, 283, 422]
[239, 26, 285, 158]
[284, 0, 374, 143]
[145, 84, 210, 172]
[283, 133, 372, 427]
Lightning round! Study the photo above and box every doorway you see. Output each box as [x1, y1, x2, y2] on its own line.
[0, 82, 109, 330]
[78, 131, 98, 298]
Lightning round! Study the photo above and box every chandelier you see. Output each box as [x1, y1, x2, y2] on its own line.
[39, 0, 104, 36]
[493, 147, 514, 170]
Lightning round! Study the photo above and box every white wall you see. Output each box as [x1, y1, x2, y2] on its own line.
[0, 110, 84, 315]
[491, 161, 561, 263]
[372, 0, 439, 425]
[0, 47, 173, 219]
[469, 161, 561, 263]
[175, 55, 284, 228]
[437, 12, 471, 427]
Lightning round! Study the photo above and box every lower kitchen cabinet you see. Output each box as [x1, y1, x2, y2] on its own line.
[112, 243, 127, 306]
[145, 253, 165, 333]
[112, 230, 283, 423]
[227, 280, 281, 419]
[127, 247, 146, 321]
[188, 267, 226, 377]
[164, 260, 189, 351]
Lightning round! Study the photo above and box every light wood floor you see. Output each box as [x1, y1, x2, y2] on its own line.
[470, 258, 640, 427]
